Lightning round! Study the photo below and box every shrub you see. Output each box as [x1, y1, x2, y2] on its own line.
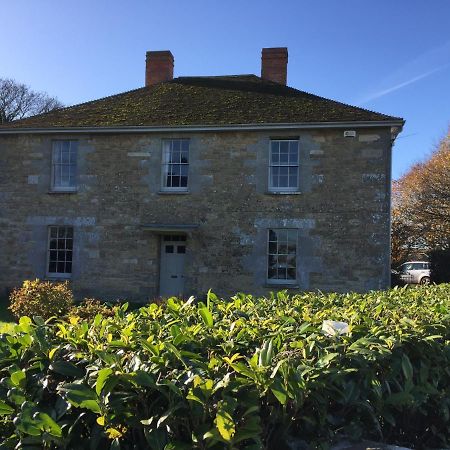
[69, 298, 116, 321]
[0, 285, 449, 449]
[8, 279, 73, 320]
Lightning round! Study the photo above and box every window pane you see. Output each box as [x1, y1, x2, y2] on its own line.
[69, 148, 77, 164]
[267, 229, 297, 282]
[172, 140, 180, 152]
[171, 149, 180, 163]
[62, 149, 70, 163]
[287, 255, 296, 268]
[289, 173, 298, 188]
[268, 255, 277, 268]
[48, 227, 73, 275]
[61, 166, 70, 185]
[165, 245, 174, 253]
[163, 140, 189, 190]
[287, 242, 296, 254]
[280, 141, 289, 153]
[269, 140, 299, 191]
[177, 246, 186, 254]
[181, 140, 189, 152]
[279, 167, 289, 177]
[53, 166, 61, 186]
[268, 230, 277, 241]
[278, 267, 287, 279]
[180, 150, 189, 164]
[271, 151, 279, 164]
[52, 141, 77, 190]
[289, 149, 298, 164]
[278, 255, 287, 267]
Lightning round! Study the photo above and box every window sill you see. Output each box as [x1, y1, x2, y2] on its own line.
[265, 283, 299, 289]
[48, 189, 78, 195]
[45, 275, 72, 281]
[158, 190, 190, 195]
[266, 191, 301, 195]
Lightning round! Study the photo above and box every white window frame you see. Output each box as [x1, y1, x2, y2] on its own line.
[51, 140, 77, 192]
[268, 139, 300, 193]
[161, 139, 190, 192]
[267, 228, 298, 284]
[46, 226, 73, 278]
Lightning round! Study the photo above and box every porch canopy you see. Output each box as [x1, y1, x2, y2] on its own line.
[141, 223, 199, 233]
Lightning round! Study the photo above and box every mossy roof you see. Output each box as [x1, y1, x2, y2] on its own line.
[1, 75, 402, 129]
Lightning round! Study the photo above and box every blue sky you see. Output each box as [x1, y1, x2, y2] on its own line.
[1, 0, 449, 179]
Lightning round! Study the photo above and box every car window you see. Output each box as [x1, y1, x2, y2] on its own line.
[403, 263, 413, 271]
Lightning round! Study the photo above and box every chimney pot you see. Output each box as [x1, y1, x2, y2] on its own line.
[145, 50, 174, 86]
[261, 47, 288, 85]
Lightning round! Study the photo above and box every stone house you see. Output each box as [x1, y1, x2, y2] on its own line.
[0, 48, 404, 301]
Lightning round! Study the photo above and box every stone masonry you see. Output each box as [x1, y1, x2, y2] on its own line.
[0, 126, 393, 301]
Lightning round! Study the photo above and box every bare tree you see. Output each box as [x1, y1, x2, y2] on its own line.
[0, 78, 64, 124]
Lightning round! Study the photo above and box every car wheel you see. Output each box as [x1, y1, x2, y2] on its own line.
[420, 276, 431, 285]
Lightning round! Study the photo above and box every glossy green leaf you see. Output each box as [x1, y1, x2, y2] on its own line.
[96, 367, 113, 395]
[198, 307, 213, 328]
[0, 400, 14, 415]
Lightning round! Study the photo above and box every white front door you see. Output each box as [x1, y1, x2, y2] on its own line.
[159, 235, 187, 297]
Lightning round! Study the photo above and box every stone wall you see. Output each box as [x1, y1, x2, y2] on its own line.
[0, 127, 393, 301]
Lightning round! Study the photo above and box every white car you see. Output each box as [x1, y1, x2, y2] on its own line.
[397, 261, 431, 285]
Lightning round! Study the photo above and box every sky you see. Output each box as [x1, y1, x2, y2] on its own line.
[1, 0, 449, 180]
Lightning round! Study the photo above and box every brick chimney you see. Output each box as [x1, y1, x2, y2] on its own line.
[261, 47, 288, 85]
[145, 50, 174, 86]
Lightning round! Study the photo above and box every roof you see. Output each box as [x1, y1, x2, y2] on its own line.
[0, 75, 403, 130]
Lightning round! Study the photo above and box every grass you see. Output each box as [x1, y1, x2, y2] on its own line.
[0, 296, 15, 333]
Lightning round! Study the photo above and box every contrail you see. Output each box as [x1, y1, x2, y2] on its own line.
[358, 65, 448, 105]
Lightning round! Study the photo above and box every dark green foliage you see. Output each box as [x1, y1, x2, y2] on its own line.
[0, 285, 449, 449]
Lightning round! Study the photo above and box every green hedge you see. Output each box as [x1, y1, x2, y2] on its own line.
[1, 285, 449, 449]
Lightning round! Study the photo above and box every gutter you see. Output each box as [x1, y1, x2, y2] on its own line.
[0, 120, 405, 135]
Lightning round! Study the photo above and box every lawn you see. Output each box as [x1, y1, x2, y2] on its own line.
[0, 296, 15, 333]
